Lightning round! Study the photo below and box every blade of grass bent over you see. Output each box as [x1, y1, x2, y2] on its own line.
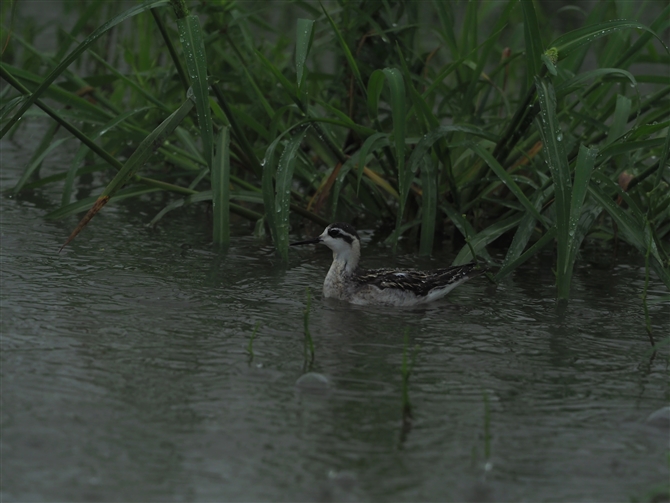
[551, 20, 666, 61]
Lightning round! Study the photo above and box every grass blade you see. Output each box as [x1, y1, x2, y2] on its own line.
[551, 20, 666, 61]
[178, 14, 213, 168]
[495, 227, 557, 281]
[564, 145, 598, 285]
[355, 132, 389, 192]
[378, 68, 407, 243]
[535, 76, 572, 299]
[47, 187, 162, 220]
[467, 142, 548, 227]
[499, 184, 554, 275]
[151, 7, 189, 92]
[274, 127, 310, 260]
[212, 127, 231, 248]
[321, 4, 366, 97]
[419, 158, 437, 256]
[453, 214, 523, 265]
[606, 94, 632, 145]
[521, 0, 544, 89]
[295, 18, 315, 91]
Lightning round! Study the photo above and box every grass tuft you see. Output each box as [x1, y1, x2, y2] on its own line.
[2, 0, 668, 301]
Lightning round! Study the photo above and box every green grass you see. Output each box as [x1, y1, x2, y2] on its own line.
[1, 0, 669, 300]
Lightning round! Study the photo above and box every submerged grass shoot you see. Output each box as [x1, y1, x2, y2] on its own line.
[247, 321, 260, 361]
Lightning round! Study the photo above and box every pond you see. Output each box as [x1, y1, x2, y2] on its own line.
[2, 125, 669, 502]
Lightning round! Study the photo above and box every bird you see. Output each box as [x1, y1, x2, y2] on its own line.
[290, 222, 486, 306]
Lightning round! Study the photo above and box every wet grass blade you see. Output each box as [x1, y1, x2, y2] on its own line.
[563, 145, 598, 285]
[367, 70, 385, 122]
[212, 127, 231, 248]
[47, 186, 162, 220]
[606, 94, 632, 145]
[498, 184, 554, 275]
[419, 159, 437, 256]
[261, 127, 304, 249]
[0, 0, 170, 139]
[453, 214, 523, 265]
[274, 127, 310, 261]
[321, 4, 365, 97]
[377, 68, 407, 243]
[355, 132, 388, 192]
[295, 18, 314, 92]
[495, 227, 557, 281]
[521, 0, 544, 88]
[151, 7, 189, 92]
[588, 174, 670, 289]
[535, 76, 572, 299]
[467, 142, 548, 227]
[555, 68, 636, 99]
[212, 84, 263, 177]
[60, 98, 194, 251]
[551, 20, 666, 61]
[178, 14, 213, 168]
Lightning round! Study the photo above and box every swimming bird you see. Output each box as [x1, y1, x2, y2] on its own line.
[290, 222, 485, 306]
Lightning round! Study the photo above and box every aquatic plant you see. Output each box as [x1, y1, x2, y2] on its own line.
[247, 320, 260, 361]
[2, 0, 668, 300]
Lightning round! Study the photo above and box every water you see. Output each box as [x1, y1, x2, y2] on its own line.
[2, 125, 669, 502]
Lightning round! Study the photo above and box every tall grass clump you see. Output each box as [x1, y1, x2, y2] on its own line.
[1, 0, 668, 300]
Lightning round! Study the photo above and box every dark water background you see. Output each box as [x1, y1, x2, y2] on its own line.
[2, 120, 669, 502]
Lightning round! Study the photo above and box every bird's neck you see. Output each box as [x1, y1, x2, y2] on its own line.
[331, 247, 359, 275]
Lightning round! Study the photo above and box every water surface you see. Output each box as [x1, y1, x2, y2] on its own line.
[2, 126, 669, 502]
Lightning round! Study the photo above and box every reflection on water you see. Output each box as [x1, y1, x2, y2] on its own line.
[2, 131, 669, 502]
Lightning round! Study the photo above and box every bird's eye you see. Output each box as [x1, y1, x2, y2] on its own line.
[328, 229, 341, 238]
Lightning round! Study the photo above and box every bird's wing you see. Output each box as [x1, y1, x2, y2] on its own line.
[354, 263, 479, 296]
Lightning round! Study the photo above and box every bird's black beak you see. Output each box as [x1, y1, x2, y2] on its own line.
[290, 236, 322, 246]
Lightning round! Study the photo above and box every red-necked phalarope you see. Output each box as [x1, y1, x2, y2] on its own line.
[291, 222, 486, 306]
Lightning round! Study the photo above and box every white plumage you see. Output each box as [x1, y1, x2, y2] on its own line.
[291, 222, 485, 306]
